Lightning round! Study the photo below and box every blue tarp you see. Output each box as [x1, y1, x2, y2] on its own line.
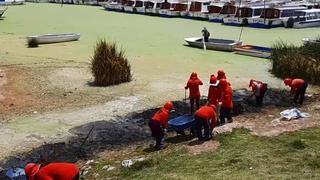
[168, 115, 196, 131]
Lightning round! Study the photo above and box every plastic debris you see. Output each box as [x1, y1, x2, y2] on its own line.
[280, 108, 311, 120]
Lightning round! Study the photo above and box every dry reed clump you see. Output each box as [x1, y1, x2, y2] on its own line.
[271, 40, 320, 85]
[91, 39, 132, 86]
[27, 38, 39, 48]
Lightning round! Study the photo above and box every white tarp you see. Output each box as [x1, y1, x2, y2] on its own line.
[280, 108, 311, 120]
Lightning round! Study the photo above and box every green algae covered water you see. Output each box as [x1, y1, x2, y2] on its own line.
[0, 3, 319, 89]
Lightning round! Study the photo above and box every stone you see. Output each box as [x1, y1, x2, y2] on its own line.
[85, 160, 94, 165]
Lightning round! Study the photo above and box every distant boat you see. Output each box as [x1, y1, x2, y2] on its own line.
[0, 0, 25, 5]
[185, 37, 242, 51]
[158, 1, 188, 17]
[0, 6, 7, 17]
[302, 37, 320, 44]
[209, 3, 237, 23]
[26, 33, 80, 44]
[207, 3, 224, 21]
[234, 45, 272, 58]
[248, 6, 307, 28]
[187, 0, 211, 20]
[284, 9, 320, 28]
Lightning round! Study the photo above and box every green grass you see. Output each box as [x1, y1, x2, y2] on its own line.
[88, 128, 320, 179]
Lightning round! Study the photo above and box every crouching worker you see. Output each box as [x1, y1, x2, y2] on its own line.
[284, 78, 308, 105]
[25, 162, 80, 180]
[194, 104, 217, 141]
[249, 79, 268, 106]
[149, 101, 174, 150]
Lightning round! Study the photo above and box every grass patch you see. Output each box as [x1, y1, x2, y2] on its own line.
[88, 128, 320, 179]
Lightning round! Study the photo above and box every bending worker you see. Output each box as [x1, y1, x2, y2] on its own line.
[194, 104, 217, 141]
[25, 162, 80, 180]
[284, 78, 308, 105]
[185, 72, 203, 114]
[149, 101, 174, 150]
[249, 79, 268, 106]
[219, 78, 233, 125]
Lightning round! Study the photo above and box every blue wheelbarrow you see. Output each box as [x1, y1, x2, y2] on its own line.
[168, 115, 196, 134]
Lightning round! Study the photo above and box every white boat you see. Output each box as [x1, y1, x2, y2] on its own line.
[0, 6, 8, 17]
[158, 1, 188, 17]
[103, 0, 124, 11]
[123, 0, 135, 13]
[207, 3, 224, 21]
[187, 0, 211, 20]
[209, 2, 237, 23]
[302, 37, 320, 44]
[150, 1, 170, 15]
[135, 0, 147, 14]
[184, 37, 242, 51]
[283, 9, 320, 28]
[0, 0, 24, 5]
[145, 0, 159, 15]
[27, 33, 80, 44]
[248, 6, 307, 28]
[223, 5, 266, 26]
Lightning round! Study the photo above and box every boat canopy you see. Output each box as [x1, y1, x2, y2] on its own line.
[260, 6, 307, 18]
[235, 6, 266, 17]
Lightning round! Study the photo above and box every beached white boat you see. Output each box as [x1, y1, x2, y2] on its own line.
[0, 0, 24, 5]
[184, 37, 242, 51]
[0, 6, 8, 17]
[26, 33, 80, 44]
[248, 6, 307, 28]
[283, 9, 320, 28]
[234, 45, 272, 58]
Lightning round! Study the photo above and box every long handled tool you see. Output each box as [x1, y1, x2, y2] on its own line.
[184, 88, 188, 114]
[202, 37, 207, 51]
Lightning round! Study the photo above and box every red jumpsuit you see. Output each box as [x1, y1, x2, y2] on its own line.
[219, 85, 233, 124]
[149, 107, 171, 149]
[195, 105, 217, 140]
[185, 73, 203, 114]
[26, 163, 80, 180]
[289, 79, 308, 105]
[249, 80, 268, 106]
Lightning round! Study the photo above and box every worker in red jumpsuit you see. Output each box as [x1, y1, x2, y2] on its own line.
[249, 79, 268, 106]
[185, 72, 203, 114]
[216, 69, 227, 80]
[219, 78, 233, 125]
[208, 75, 221, 106]
[284, 78, 308, 105]
[25, 162, 80, 180]
[194, 104, 217, 141]
[149, 101, 174, 150]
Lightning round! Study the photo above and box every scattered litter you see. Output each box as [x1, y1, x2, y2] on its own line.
[280, 108, 311, 120]
[102, 165, 115, 171]
[121, 157, 146, 168]
[33, 111, 38, 114]
[249, 167, 253, 170]
[6, 167, 26, 180]
[82, 170, 89, 176]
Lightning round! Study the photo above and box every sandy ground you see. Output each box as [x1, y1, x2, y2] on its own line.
[0, 3, 320, 174]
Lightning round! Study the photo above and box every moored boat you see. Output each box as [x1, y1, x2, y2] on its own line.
[223, 5, 266, 26]
[184, 37, 242, 51]
[283, 9, 320, 28]
[0, 6, 8, 17]
[145, 1, 168, 15]
[103, 0, 124, 11]
[234, 45, 272, 58]
[26, 33, 80, 44]
[207, 3, 224, 21]
[123, 0, 135, 13]
[187, 0, 211, 20]
[209, 2, 237, 23]
[248, 6, 307, 28]
[158, 0, 188, 17]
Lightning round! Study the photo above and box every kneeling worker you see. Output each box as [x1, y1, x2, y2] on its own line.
[194, 104, 217, 141]
[25, 162, 80, 180]
[149, 101, 174, 150]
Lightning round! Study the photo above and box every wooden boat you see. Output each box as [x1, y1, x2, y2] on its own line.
[185, 37, 242, 51]
[283, 9, 320, 28]
[234, 45, 272, 58]
[248, 6, 307, 28]
[0, 6, 7, 17]
[26, 33, 80, 44]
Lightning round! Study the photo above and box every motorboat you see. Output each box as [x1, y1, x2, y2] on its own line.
[26, 33, 80, 44]
[234, 45, 272, 58]
[158, 1, 188, 17]
[184, 37, 242, 51]
[283, 9, 320, 28]
[248, 6, 307, 28]
[145, 1, 168, 15]
[187, 0, 211, 20]
[223, 5, 266, 26]
[209, 2, 237, 23]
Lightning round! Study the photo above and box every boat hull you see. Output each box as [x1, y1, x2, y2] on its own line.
[158, 9, 180, 17]
[234, 45, 272, 58]
[27, 33, 80, 44]
[185, 37, 242, 52]
[248, 18, 284, 28]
